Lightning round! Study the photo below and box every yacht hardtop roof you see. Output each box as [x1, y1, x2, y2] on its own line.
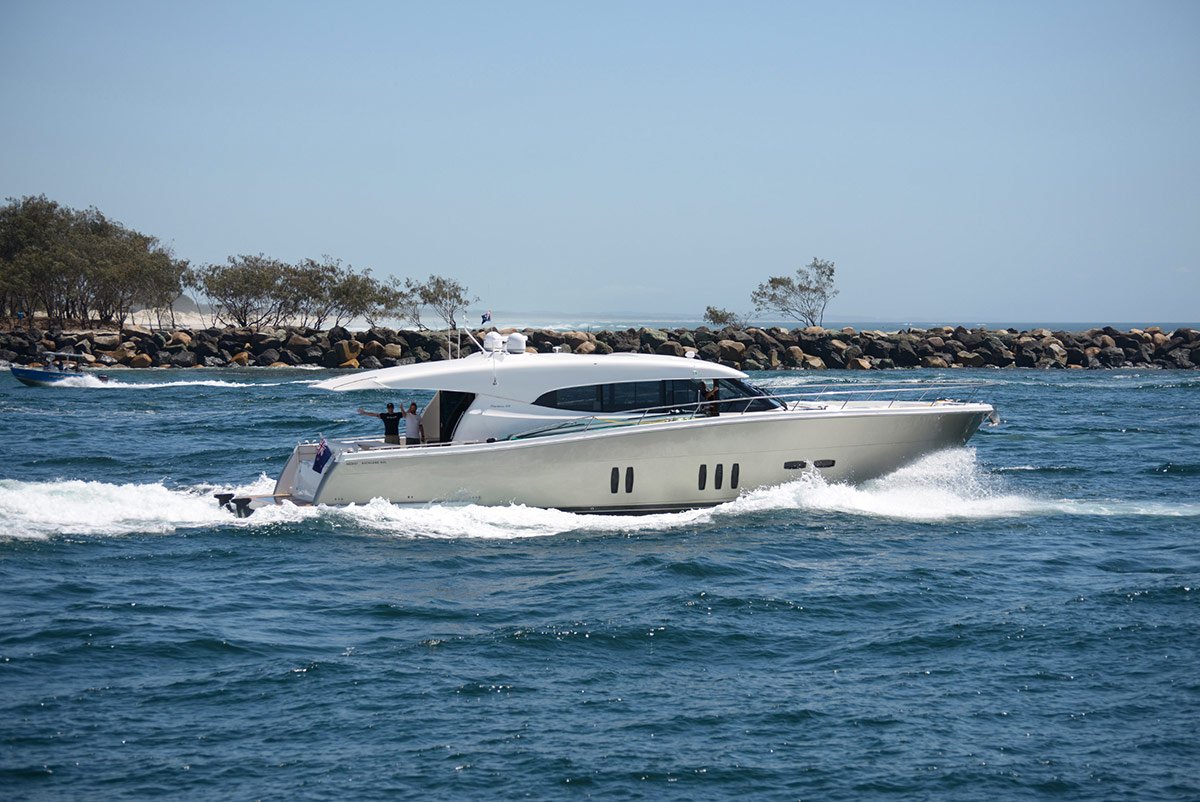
[315, 350, 747, 401]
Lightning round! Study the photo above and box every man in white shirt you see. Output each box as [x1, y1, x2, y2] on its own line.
[404, 402, 425, 445]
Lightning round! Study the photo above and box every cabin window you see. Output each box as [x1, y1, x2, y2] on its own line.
[610, 467, 620, 493]
[665, 379, 702, 406]
[715, 463, 724, 490]
[625, 466, 634, 493]
[784, 460, 807, 470]
[698, 464, 707, 490]
[535, 379, 724, 414]
[731, 463, 740, 489]
[533, 378, 783, 414]
[604, 381, 663, 412]
[814, 459, 836, 468]
[554, 385, 603, 412]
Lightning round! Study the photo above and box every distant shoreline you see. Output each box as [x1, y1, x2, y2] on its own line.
[2, 322, 1198, 371]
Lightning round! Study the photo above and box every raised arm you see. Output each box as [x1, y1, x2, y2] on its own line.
[357, 408, 380, 418]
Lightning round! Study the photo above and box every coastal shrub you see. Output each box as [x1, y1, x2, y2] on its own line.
[751, 257, 839, 327]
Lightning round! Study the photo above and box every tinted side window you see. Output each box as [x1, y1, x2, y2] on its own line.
[556, 385, 602, 411]
[533, 385, 602, 411]
[665, 379, 702, 406]
[534, 380, 711, 413]
[603, 381, 663, 412]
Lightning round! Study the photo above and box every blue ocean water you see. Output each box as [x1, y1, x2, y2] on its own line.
[1, 367, 1198, 801]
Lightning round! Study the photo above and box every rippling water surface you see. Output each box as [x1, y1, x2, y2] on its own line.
[2, 367, 1197, 800]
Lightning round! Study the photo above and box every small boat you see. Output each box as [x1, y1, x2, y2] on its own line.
[9, 353, 109, 387]
[221, 331, 997, 517]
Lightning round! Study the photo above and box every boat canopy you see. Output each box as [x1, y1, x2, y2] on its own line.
[314, 351, 747, 403]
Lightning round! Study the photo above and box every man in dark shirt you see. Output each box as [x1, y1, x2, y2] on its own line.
[358, 403, 404, 445]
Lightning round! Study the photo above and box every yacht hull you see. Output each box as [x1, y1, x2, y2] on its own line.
[273, 403, 992, 514]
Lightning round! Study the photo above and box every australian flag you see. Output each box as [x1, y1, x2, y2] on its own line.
[312, 437, 332, 473]
[481, 310, 491, 325]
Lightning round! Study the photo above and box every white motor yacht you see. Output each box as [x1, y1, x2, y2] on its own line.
[220, 332, 996, 516]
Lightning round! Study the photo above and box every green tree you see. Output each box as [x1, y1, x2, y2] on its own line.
[191, 254, 292, 327]
[286, 257, 347, 329]
[703, 306, 746, 328]
[371, 278, 423, 329]
[414, 274, 477, 331]
[0, 195, 76, 321]
[328, 269, 382, 328]
[137, 257, 192, 329]
[80, 213, 185, 325]
[0, 195, 188, 326]
[750, 257, 839, 327]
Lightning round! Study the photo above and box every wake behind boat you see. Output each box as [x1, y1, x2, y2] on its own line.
[9, 353, 109, 387]
[219, 332, 997, 517]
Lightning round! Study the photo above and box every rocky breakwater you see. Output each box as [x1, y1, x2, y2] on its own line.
[593, 324, 1200, 371]
[521, 324, 1200, 370]
[1, 323, 1197, 371]
[0, 324, 454, 370]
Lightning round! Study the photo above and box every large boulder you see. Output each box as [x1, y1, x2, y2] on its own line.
[801, 355, 827, 370]
[893, 339, 921, 367]
[121, 324, 153, 339]
[192, 339, 221, 359]
[718, 339, 746, 363]
[1098, 346, 1126, 366]
[563, 331, 593, 350]
[748, 328, 782, 351]
[864, 338, 894, 360]
[333, 338, 363, 363]
[275, 349, 301, 366]
[638, 328, 669, 350]
[955, 327, 986, 349]
[255, 348, 281, 367]
[170, 349, 197, 368]
[1166, 348, 1194, 369]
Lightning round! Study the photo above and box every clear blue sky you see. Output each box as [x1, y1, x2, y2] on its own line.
[2, 0, 1197, 324]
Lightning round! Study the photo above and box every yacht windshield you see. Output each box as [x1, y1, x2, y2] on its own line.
[712, 378, 785, 412]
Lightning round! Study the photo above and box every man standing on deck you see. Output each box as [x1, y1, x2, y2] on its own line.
[404, 402, 425, 445]
[357, 403, 403, 445]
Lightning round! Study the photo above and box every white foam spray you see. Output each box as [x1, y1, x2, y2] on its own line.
[2, 450, 1195, 542]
